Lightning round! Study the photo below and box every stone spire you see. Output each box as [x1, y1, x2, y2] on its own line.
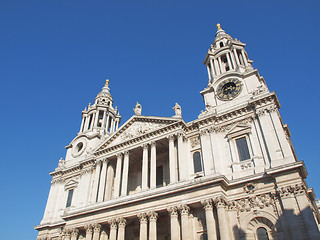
[213, 23, 233, 46]
[95, 79, 113, 105]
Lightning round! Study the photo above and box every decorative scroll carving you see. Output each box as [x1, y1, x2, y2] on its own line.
[190, 136, 200, 148]
[235, 193, 274, 212]
[109, 219, 118, 229]
[278, 184, 307, 198]
[85, 224, 93, 234]
[214, 197, 228, 208]
[71, 228, 79, 237]
[213, 117, 252, 133]
[92, 223, 101, 232]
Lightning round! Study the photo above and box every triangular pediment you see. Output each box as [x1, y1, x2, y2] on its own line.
[225, 123, 251, 139]
[96, 115, 182, 151]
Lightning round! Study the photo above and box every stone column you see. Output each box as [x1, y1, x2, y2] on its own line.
[98, 159, 108, 202]
[168, 207, 180, 240]
[226, 52, 233, 70]
[180, 205, 190, 240]
[90, 160, 102, 203]
[117, 218, 127, 240]
[138, 213, 148, 240]
[84, 115, 89, 131]
[214, 197, 231, 240]
[177, 133, 186, 180]
[71, 229, 79, 240]
[201, 199, 217, 240]
[150, 141, 157, 189]
[218, 57, 224, 73]
[121, 151, 129, 196]
[109, 219, 118, 240]
[104, 163, 115, 200]
[114, 153, 123, 198]
[106, 115, 111, 132]
[80, 117, 85, 132]
[241, 49, 248, 66]
[92, 223, 101, 240]
[210, 59, 216, 77]
[213, 57, 221, 75]
[100, 229, 108, 240]
[206, 65, 212, 80]
[233, 48, 240, 66]
[102, 110, 107, 128]
[168, 135, 177, 183]
[142, 143, 149, 191]
[85, 225, 93, 240]
[149, 211, 158, 240]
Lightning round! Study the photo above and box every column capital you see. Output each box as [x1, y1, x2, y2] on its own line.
[141, 143, 149, 149]
[117, 152, 123, 158]
[150, 141, 156, 147]
[84, 224, 93, 234]
[109, 219, 118, 229]
[201, 199, 213, 211]
[117, 217, 127, 228]
[92, 223, 101, 232]
[214, 196, 228, 208]
[148, 211, 158, 222]
[96, 158, 103, 165]
[102, 158, 109, 164]
[138, 212, 148, 224]
[123, 150, 129, 156]
[167, 134, 175, 141]
[71, 228, 79, 237]
[179, 204, 190, 215]
[167, 206, 179, 217]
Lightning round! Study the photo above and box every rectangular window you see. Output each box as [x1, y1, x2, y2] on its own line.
[236, 137, 250, 161]
[156, 166, 163, 187]
[66, 189, 74, 208]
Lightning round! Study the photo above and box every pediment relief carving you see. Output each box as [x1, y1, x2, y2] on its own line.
[96, 116, 180, 151]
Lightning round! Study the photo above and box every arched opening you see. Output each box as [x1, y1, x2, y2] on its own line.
[257, 227, 269, 240]
[220, 42, 224, 48]
[193, 151, 203, 173]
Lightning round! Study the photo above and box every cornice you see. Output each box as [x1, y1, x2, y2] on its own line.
[50, 158, 95, 178]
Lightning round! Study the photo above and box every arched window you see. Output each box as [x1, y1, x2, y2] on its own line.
[200, 233, 208, 240]
[220, 42, 224, 48]
[193, 151, 202, 173]
[257, 227, 269, 240]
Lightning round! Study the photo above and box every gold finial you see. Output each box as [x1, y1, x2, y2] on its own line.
[217, 23, 222, 30]
[105, 79, 109, 87]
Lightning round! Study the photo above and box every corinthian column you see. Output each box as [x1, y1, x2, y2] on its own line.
[63, 230, 71, 240]
[85, 225, 93, 240]
[117, 218, 127, 240]
[168, 135, 177, 183]
[121, 151, 129, 196]
[180, 205, 190, 240]
[201, 199, 217, 240]
[90, 160, 102, 203]
[70, 229, 79, 240]
[109, 219, 118, 240]
[150, 141, 157, 189]
[113, 153, 123, 198]
[92, 223, 101, 240]
[149, 211, 158, 240]
[214, 197, 230, 240]
[168, 207, 180, 240]
[138, 213, 148, 240]
[142, 144, 149, 191]
[98, 159, 109, 202]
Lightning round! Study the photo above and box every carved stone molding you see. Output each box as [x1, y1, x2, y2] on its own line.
[117, 152, 123, 158]
[278, 184, 307, 198]
[123, 150, 129, 157]
[167, 134, 175, 141]
[141, 143, 149, 149]
[213, 117, 252, 133]
[150, 141, 156, 147]
[71, 228, 79, 237]
[148, 211, 158, 222]
[92, 223, 101, 232]
[234, 193, 275, 212]
[138, 212, 148, 224]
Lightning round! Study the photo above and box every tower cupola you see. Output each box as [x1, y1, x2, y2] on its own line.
[78, 80, 121, 136]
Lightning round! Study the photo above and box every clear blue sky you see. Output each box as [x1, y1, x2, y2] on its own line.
[1, 1, 319, 239]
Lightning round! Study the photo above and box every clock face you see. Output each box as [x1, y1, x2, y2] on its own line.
[216, 79, 242, 101]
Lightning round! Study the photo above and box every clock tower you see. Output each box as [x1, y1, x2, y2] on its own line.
[200, 24, 268, 115]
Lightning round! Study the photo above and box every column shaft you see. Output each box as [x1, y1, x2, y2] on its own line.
[139, 214, 148, 240]
[215, 199, 230, 240]
[142, 144, 149, 190]
[149, 212, 158, 240]
[117, 219, 126, 240]
[113, 154, 123, 198]
[90, 160, 102, 203]
[104, 164, 115, 200]
[168, 208, 180, 240]
[121, 151, 129, 196]
[177, 133, 185, 180]
[109, 221, 118, 240]
[97, 160, 108, 202]
[150, 141, 157, 189]
[168, 135, 177, 183]
[180, 206, 190, 240]
[202, 200, 217, 240]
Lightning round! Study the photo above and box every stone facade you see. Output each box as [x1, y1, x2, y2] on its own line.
[35, 25, 320, 240]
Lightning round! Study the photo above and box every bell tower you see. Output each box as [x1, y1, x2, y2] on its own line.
[200, 24, 268, 116]
[64, 80, 121, 162]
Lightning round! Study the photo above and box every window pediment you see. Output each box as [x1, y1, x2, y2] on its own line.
[225, 123, 251, 140]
